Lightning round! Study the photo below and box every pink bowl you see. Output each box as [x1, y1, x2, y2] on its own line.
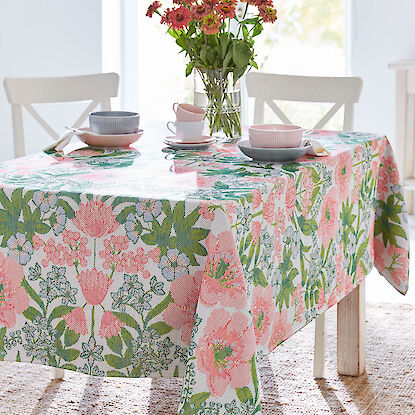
[249, 124, 304, 148]
[76, 128, 143, 148]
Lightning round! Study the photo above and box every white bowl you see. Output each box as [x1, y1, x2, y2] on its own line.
[249, 124, 304, 148]
[89, 111, 140, 135]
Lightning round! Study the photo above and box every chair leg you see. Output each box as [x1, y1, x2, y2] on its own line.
[337, 281, 366, 376]
[53, 367, 65, 380]
[313, 312, 326, 378]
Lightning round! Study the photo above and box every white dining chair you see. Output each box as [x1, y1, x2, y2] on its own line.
[246, 72, 363, 379]
[3, 72, 120, 157]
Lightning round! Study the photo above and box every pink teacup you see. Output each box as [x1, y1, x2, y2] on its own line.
[173, 103, 205, 122]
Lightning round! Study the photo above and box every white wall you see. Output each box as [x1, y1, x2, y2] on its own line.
[0, 0, 102, 160]
[348, 0, 415, 145]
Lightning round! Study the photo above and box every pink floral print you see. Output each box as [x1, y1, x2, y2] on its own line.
[73, 200, 119, 238]
[77, 268, 112, 305]
[285, 177, 297, 219]
[0, 253, 29, 328]
[268, 309, 293, 352]
[63, 307, 88, 335]
[196, 308, 255, 397]
[251, 285, 274, 345]
[200, 231, 247, 309]
[163, 271, 202, 344]
[318, 189, 339, 248]
[98, 311, 125, 338]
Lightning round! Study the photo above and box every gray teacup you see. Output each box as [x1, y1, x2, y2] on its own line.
[89, 111, 140, 135]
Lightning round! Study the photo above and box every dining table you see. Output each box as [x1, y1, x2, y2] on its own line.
[0, 129, 409, 415]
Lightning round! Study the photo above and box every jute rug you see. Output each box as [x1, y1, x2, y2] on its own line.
[0, 303, 414, 415]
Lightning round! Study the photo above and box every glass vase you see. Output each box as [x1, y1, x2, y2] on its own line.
[194, 68, 242, 143]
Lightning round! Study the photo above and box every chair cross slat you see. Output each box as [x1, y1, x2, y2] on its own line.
[4, 73, 120, 157]
[246, 72, 363, 131]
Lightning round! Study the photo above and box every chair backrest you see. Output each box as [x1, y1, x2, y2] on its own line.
[4, 72, 120, 157]
[245, 72, 363, 131]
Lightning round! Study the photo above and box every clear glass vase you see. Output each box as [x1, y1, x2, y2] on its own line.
[194, 68, 242, 143]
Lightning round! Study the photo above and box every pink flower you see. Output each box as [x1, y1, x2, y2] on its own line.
[251, 286, 274, 345]
[99, 311, 125, 338]
[327, 290, 337, 308]
[317, 288, 326, 310]
[263, 191, 276, 224]
[199, 201, 215, 221]
[0, 253, 29, 328]
[268, 309, 292, 352]
[163, 271, 202, 344]
[196, 308, 255, 397]
[335, 152, 353, 200]
[63, 307, 88, 335]
[251, 221, 261, 245]
[318, 189, 339, 248]
[200, 231, 247, 309]
[73, 199, 119, 238]
[251, 189, 262, 209]
[285, 177, 296, 219]
[291, 283, 305, 322]
[77, 268, 112, 305]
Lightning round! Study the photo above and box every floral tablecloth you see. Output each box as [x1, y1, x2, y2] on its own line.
[0, 131, 409, 414]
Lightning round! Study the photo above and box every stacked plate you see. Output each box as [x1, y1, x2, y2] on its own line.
[164, 136, 215, 150]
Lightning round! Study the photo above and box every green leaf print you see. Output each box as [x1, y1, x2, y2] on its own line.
[112, 311, 142, 334]
[298, 216, 318, 236]
[181, 392, 210, 415]
[106, 334, 123, 356]
[236, 386, 253, 403]
[375, 215, 407, 247]
[107, 370, 127, 377]
[252, 268, 268, 287]
[149, 321, 172, 335]
[22, 306, 42, 322]
[116, 205, 136, 224]
[64, 328, 80, 347]
[105, 354, 128, 369]
[275, 248, 298, 311]
[48, 305, 75, 323]
[59, 348, 80, 362]
[22, 278, 45, 314]
[120, 327, 133, 349]
[144, 293, 173, 325]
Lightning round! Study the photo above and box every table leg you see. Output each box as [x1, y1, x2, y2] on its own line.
[337, 281, 366, 376]
[53, 367, 65, 380]
[313, 312, 326, 379]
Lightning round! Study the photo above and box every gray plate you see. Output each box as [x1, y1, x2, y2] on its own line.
[238, 140, 311, 162]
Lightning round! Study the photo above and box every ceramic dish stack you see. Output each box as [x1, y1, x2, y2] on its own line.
[238, 124, 311, 162]
[77, 111, 144, 148]
[164, 103, 214, 149]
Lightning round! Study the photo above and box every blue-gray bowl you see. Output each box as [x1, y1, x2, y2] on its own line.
[89, 111, 140, 135]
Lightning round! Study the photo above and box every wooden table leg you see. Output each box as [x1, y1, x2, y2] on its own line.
[53, 367, 65, 379]
[337, 280, 366, 376]
[313, 312, 326, 379]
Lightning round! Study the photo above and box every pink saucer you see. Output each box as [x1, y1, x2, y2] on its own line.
[165, 135, 213, 144]
[76, 127, 143, 148]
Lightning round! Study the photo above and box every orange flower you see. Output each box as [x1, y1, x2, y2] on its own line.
[191, 4, 210, 20]
[163, 6, 192, 30]
[259, 5, 277, 22]
[146, 1, 162, 18]
[201, 13, 222, 35]
[216, 2, 236, 18]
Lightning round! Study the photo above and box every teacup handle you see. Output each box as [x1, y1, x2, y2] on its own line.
[172, 103, 178, 114]
[167, 121, 176, 135]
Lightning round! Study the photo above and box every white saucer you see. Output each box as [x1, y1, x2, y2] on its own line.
[164, 136, 215, 149]
[238, 140, 311, 162]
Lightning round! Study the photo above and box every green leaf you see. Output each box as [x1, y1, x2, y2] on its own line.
[173, 365, 179, 378]
[120, 327, 133, 349]
[21, 278, 46, 313]
[23, 306, 42, 322]
[105, 353, 128, 369]
[55, 320, 66, 339]
[107, 370, 127, 377]
[185, 62, 194, 77]
[106, 334, 123, 356]
[236, 386, 253, 403]
[144, 293, 173, 325]
[116, 205, 136, 224]
[61, 363, 77, 371]
[149, 321, 172, 336]
[48, 305, 75, 323]
[112, 311, 141, 333]
[60, 348, 80, 362]
[252, 268, 268, 287]
[64, 328, 80, 347]
[56, 199, 75, 219]
[181, 392, 210, 415]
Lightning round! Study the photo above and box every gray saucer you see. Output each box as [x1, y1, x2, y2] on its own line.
[238, 140, 311, 162]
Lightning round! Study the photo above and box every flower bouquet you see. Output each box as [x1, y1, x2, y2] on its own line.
[147, 0, 278, 141]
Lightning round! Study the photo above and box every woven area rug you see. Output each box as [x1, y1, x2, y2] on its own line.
[1, 303, 414, 415]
